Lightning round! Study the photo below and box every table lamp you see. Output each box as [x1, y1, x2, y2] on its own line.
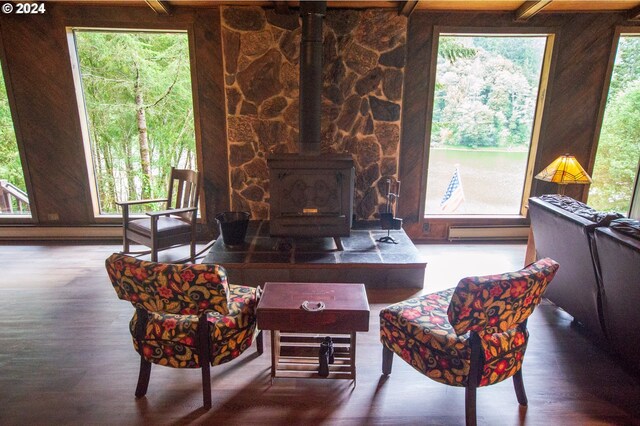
[535, 154, 592, 195]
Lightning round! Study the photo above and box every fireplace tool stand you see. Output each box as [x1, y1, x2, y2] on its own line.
[377, 179, 402, 244]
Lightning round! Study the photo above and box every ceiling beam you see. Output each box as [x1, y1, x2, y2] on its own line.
[398, 1, 418, 17]
[398, 0, 419, 17]
[398, 0, 418, 18]
[628, 4, 640, 21]
[273, 1, 290, 15]
[145, 0, 172, 15]
[515, 0, 552, 22]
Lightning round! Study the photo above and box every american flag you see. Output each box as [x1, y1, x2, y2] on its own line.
[440, 167, 465, 213]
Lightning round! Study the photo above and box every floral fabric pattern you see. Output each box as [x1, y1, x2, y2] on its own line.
[447, 258, 559, 335]
[380, 288, 470, 385]
[106, 253, 230, 315]
[380, 258, 559, 387]
[107, 254, 259, 368]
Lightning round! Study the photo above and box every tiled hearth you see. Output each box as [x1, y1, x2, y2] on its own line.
[203, 221, 426, 288]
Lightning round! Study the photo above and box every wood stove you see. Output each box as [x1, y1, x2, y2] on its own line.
[268, 153, 354, 241]
[268, 1, 355, 246]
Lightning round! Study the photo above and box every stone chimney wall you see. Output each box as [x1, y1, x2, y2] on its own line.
[222, 6, 407, 220]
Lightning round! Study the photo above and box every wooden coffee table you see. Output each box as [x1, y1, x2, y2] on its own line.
[257, 282, 370, 382]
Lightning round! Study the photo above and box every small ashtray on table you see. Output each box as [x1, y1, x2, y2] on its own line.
[256, 282, 370, 383]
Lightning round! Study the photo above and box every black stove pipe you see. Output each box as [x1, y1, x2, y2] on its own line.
[299, 1, 326, 154]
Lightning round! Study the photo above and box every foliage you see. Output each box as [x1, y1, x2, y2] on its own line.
[0, 64, 25, 192]
[438, 37, 477, 63]
[607, 37, 640, 99]
[589, 43, 640, 214]
[75, 30, 196, 214]
[432, 36, 547, 150]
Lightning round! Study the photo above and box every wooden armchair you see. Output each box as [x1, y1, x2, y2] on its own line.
[380, 258, 559, 425]
[117, 167, 200, 262]
[105, 253, 263, 409]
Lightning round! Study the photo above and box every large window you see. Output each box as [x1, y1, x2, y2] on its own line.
[0, 60, 30, 216]
[425, 33, 552, 216]
[588, 34, 640, 218]
[71, 29, 196, 216]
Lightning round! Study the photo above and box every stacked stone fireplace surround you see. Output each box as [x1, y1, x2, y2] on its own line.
[222, 6, 407, 221]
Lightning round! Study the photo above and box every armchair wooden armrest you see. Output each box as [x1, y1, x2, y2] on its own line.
[116, 198, 168, 206]
[146, 206, 198, 217]
[119, 168, 200, 262]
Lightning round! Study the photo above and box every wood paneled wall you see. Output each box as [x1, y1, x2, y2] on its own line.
[399, 11, 634, 239]
[0, 5, 636, 240]
[0, 4, 229, 234]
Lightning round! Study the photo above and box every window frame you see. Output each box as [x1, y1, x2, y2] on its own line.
[588, 27, 640, 219]
[421, 26, 556, 220]
[631, 160, 640, 220]
[66, 25, 204, 223]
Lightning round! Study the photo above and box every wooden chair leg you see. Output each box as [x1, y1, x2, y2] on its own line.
[513, 369, 528, 406]
[256, 329, 264, 355]
[465, 385, 477, 426]
[382, 345, 394, 375]
[151, 217, 158, 262]
[197, 313, 212, 409]
[122, 206, 130, 253]
[465, 331, 481, 426]
[201, 361, 211, 409]
[135, 357, 152, 398]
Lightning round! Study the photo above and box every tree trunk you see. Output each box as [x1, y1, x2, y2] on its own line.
[134, 63, 152, 199]
[124, 137, 136, 202]
[103, 143, 116, 212]
[90, 113, 115, 213]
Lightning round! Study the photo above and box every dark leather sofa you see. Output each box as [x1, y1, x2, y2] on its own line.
[594, 220, 640, 370]
[528, 195, 610, 339]
[529, 195, 640, 371]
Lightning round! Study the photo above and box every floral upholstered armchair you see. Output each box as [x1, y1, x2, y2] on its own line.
[105, 253, 262, 409]
[380, 258, 559, 426]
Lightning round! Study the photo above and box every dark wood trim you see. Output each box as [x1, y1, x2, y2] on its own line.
[186, 24, 207, 224]
[529, 26, 561, 200]
[628, 4, 640, 21]
[145, 0, 172, 15]
[535, 14, 621, 203]
[398, 1, 418, 17]
[515, 0, 553, 22]
[397, 10, 433, 236]
[194, 7, 231, 227]
[586, 27, 623, 186]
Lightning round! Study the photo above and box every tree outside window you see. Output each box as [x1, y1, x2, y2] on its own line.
[589, 35, 640, 216]
[73, 30, 196, 215]
[0, 61, 30, 216]
[425, 35, 548, 215]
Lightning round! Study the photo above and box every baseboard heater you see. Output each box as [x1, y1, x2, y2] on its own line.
[0, 226, 121, 241]
[448, 225, 529, 241]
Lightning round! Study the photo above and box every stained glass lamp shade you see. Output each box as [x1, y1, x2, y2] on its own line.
[535, 154, 592, 195]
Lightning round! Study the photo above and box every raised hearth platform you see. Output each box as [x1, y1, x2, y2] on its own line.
[202, 221, 426, 289]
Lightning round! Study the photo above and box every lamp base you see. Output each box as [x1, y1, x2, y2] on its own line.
[558, 184, 566, 196]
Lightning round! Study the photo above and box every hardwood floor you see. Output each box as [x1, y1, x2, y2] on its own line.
[0, 243, 639, 425]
